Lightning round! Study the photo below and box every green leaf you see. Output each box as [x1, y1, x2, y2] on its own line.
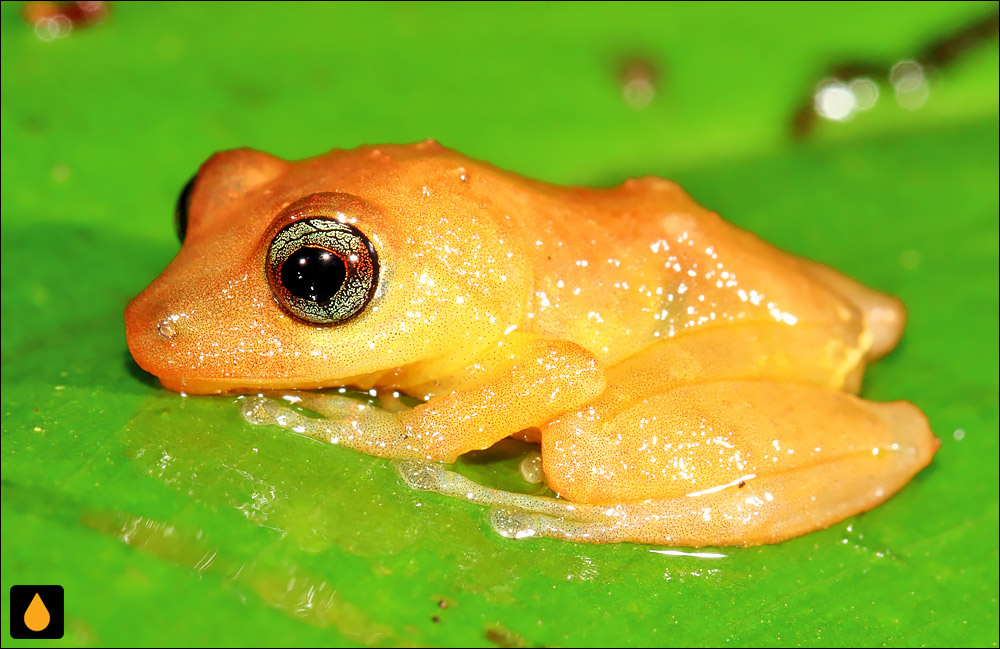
[2, 2, 997, 646]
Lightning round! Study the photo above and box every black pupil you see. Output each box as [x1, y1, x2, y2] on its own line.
[279, 247, 347, 303]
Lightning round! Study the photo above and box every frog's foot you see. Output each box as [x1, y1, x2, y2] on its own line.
[394, 458, 767, 546]
[239, 392, 426, 459]
[393, 459, 658, 543]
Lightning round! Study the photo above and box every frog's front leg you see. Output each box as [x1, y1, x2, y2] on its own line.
[240, 391, 415, 457]
[241, 334, 606, 461]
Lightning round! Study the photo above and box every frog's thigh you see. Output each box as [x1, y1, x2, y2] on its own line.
[603, 321, 868, 400]
[540, 381, 937, 546]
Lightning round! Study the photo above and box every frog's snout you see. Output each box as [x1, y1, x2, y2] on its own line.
[124, 290, 189, 382]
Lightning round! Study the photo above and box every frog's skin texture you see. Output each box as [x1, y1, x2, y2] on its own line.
[126, 141, 939, 547]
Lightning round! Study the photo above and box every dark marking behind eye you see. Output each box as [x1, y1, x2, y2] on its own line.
[174, 174, 196, 243]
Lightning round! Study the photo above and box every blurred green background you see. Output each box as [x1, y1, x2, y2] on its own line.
[2, 2, 998, 646]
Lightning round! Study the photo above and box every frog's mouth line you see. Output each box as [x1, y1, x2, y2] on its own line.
[125, 300, 408, 396]
[153, 374, 366, 396]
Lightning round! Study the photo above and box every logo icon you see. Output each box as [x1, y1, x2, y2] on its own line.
[9, 585, 64, 639]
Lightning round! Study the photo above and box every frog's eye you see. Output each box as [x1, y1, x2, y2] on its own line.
[174, 174, 196, 243]
[265, 218, 379, 325]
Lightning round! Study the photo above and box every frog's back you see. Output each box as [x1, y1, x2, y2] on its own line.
[487, 173, 870, 367]
[296, 142, 890, 369]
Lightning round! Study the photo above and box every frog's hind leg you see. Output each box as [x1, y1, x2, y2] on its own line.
[537, 380, 937, 546]
[392, 324, 933, 546]
[393, 381, 937, 547]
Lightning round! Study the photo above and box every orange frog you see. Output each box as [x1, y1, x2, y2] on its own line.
[126, 141, 938, 547]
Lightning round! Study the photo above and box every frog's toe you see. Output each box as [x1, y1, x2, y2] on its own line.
[490, 508, 540, 539]
[488, 507, 643, 543]
[239, 395, 281, 426]
[391, 459, 625, 538]
[392, 458, 443, 491]
[238, 394, 352, 443]
[280, 391, 373, 420]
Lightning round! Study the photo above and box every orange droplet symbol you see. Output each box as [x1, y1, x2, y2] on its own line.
[24, 592, 51, 632]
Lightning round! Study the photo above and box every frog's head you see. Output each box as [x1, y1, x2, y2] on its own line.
[125, 143, 531, 394]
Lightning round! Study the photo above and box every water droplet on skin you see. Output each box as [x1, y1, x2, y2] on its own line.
[157, 321, 177, 339]
[24, 593, 50, 632]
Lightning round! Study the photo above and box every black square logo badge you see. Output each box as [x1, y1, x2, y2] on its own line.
[9, 585, 64, 639]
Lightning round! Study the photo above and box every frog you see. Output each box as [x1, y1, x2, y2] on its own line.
[125, 140, 939, 547]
